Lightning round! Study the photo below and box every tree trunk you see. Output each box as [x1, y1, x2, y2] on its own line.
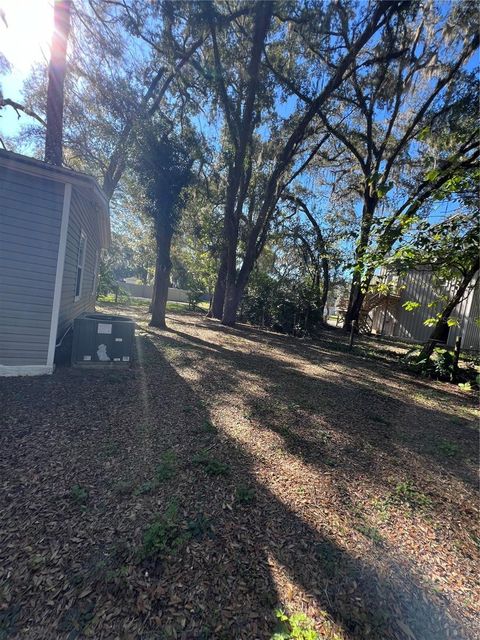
[344, 283, 365, 330]
[318, 257, 330, 322]
[44, 0, 71, 166]
[222, 248, 257, 326]
[222, 281, 243, 326]
[343, 192, 377, 330]
[418, 260, 479, 361]
[208, 248, 227, 319]
[217, 1, 395, 328]
[150, 230, 173, 329]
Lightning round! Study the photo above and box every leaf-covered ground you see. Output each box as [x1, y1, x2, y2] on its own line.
[1, 304, 478, 640]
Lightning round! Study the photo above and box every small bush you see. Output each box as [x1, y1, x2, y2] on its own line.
[155, 451, 177, 482]
[70, 484, 89, 505]
[134, 481, 157, 496]
[432, 349, 455, 380]
[271, 610, 319, 640]
[235, 484, 255, 504]
[187, 513, 212, 539]
[405, 348, 456, 382]
[193, 451, 230, 476]
[200, 420, 217, 434]
[387, 481, 431, 510]
[113, 480, 133, 496]
[437, 440, 459, 457]
[355, 523, 383, 544]
[139, 502, 190, 560]
[187, 289, 205, 310]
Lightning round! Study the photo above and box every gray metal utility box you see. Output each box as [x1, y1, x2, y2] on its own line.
[72, 313, 135, 366]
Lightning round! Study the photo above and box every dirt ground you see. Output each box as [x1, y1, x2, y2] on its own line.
[1, 303, 478, 640]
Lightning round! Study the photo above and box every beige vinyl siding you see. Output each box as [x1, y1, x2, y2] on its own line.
[57, 188, 103, 334]
[0, 167, 63, 366]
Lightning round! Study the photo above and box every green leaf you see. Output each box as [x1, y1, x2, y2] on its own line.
[275, 610, 289, 623]
[425, 169, 440, 181]
[447, 318, 459, 327]
[402, 301, 420, 311]
[417, 127, 430, 141]
[377, 181, 393, 198]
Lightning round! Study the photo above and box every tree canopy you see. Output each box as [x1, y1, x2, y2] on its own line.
[1, 0, 478, 339]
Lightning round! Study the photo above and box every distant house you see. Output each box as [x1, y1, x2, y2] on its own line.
[0, 150, 110, 376]
[369, 269, 480, 351]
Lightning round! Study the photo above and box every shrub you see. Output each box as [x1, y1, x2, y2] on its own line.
[271, 610, 319, 640]
[139, 502, 190, 559]
[387, 481, 431, 510]
[432, 349, 455, 381]
[235, 484, 255, 504]
[404, 348, 455, 381]
[192, 451, 230, 476]
[133, 481, 156, 496]
[187, 513, 212, 539]
[187, 289, 205, 310]
[437, 440, 459, 457]
[70, 484, 89, 505]
[155, 451, 177, 482]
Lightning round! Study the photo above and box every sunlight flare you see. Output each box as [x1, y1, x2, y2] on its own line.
[0, 0, 53, 72]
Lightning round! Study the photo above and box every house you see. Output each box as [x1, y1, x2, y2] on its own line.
[0, 150, 110, 376]
[369, 268, 480, 351]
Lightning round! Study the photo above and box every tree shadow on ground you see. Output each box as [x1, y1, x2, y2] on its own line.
[153, 324, 477, 493]
[0, 323, 476, 639]
[133, 333, 474, 640]
[165, 313, 474, 405]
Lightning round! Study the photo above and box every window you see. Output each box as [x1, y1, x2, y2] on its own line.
[92, 250, 100, 296]
[75, 231, 87, 301]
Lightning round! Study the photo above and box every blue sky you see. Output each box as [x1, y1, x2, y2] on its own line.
[0, 0, 53, 139]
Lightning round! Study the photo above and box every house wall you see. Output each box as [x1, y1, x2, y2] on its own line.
[449, 276, 480, 350]
[58, 188, 103, 335]
[372, 269, 479, 350]
[0, 167, 64, 368]
[391, 270, 436, 344]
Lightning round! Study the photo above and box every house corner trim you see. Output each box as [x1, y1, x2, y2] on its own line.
[47, 182, 72, 366]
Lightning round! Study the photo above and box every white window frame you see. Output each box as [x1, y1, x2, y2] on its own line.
[74, 230, 87, 301]
[92, 250, 100, 296]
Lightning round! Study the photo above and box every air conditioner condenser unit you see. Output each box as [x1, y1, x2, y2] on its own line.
[72, 313, 135, 366]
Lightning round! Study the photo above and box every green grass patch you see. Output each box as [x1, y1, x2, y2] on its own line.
[193, 450, 230, 476]
[355, 523, 383, 544]
[133, 480, 157, 496]
[235, 484, 255, 504]
[97, 294, 149, 306]
[437, 440, 459, 457]
[385, 480, 432, 510]
[155, 451, 177, 482]
[70, 484, 89, 506]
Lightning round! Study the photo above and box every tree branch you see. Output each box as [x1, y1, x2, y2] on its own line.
[0, 98, 46, 127]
